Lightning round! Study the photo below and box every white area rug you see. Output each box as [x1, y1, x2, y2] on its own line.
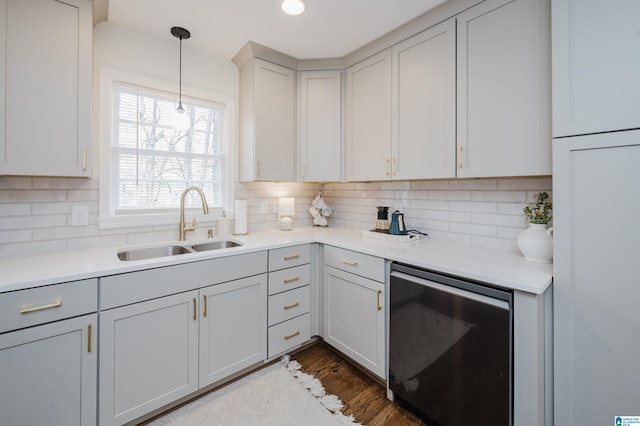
[148, 356, 360, 426]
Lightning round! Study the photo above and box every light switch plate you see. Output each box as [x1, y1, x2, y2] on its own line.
[71, 206, 89, 226]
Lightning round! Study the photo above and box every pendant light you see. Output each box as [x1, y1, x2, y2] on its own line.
[171, 26, 191, 130]
[281, 0, 305, 15]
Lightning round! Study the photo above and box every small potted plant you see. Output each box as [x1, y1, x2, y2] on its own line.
[517, 192, 553, 263]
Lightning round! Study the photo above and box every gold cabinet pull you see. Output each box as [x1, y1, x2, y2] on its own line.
[87, 323, 92, 353]
[385, 158, 390, 176]
[284, 330, 300, 340]
[283, 276, 300, 284]
[19, 300, 62, 314]
[392, 157, 397, 176]
[341, 259, 358, 266]
[283, 302, 300, 310]
[193, 297, 197, 321]
[377, 290, 382, 311]
[284, 254, 300, 261]
[82, 146, 87, 171]
[457, 146, 463, 169]
[203, 294, 207, 317]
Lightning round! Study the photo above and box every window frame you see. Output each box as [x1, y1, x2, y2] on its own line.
[98, 68, 236, 230]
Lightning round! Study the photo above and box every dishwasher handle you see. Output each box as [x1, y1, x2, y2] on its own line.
[391, 271, 510, 310]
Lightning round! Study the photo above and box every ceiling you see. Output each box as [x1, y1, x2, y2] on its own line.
[98, 0, 448, 60]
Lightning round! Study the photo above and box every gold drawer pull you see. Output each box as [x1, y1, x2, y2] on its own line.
[341, 259, 358, 266]
[283, 276, 300, 284]
[457, 145, 463, 169]
[19, 300, 62, 314]
[284, 254, 300, 261]
[87, 323, 92, 353]
[203, 294, 207, 318]
[283, 302, 300, 310]
[284, 330, 300, 340]
[193, 298, 197, 321]
[377, 290, 382, 311]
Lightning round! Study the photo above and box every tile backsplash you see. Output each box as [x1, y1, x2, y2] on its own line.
[0, 177, 550, 258]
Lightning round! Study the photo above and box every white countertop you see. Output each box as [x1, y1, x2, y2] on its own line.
[0, 227, 552, 294]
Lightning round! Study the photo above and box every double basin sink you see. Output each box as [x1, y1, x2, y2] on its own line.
[117, 240, 243, 261]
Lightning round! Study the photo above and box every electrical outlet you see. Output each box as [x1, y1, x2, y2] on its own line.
[71, 206, 89, 226]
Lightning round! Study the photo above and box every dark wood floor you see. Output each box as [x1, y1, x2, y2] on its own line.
[291, 342, 426, 426]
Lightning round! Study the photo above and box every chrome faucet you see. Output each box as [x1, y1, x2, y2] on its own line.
[179, 186, 209, 241]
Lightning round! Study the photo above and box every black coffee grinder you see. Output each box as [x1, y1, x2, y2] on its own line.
[375, 206, 390, 232]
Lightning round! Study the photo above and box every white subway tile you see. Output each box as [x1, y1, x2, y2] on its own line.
[449, 179, 497, 190]
[0, 190, 67, 203]
[411, 181, 450, 190]
[0, 240, 67, 258]
[449, 222, 497, 237]
[0, 178, 32, 190]
[472, 213, 527, 227]
[497, 178, 552, 191]
[428, 210, 472, 223]
[0, 215, 67, 230]
[429, 190, 472, 201]
[0, 203, 31, 216]
[0, 229, 32, 243]
[472, 190, 526, 203]
[449, 201, 497, 213]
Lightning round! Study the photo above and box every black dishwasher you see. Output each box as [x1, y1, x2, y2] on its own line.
[389, 262, 513, 426]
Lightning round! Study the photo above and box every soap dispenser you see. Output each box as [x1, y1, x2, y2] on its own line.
[218, 211, 229, 237]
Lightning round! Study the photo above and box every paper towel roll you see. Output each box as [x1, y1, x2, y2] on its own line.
[234, 199, 248, 235]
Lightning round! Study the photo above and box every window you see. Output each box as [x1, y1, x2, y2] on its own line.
[99, 70, 234, 229]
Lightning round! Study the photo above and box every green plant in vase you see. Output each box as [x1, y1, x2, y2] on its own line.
[517, 192, 553, 263]
[523, 192, 552, 224]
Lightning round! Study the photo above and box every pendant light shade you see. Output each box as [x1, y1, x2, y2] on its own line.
[171, 26, 191, 130]
[281, 0, 305, 15]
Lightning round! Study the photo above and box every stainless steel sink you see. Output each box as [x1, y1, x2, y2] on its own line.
[117, 239, 243, 261]
[117, 245, 193, 261]
[190, 240, 242, 252]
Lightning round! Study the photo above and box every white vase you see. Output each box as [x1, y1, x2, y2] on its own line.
[517, 223, 553, 263]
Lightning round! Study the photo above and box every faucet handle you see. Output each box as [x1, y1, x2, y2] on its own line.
[191, 218, 197, 230]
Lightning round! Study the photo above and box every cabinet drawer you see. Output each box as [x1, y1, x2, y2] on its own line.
[0, 279, 98, 334]
[101, 251, 268, 310]
[268, 313, 311, 358]
[268, 285, 310, 326]
[324, 245, 385, 282]
[269, 244, 311, 271]
[268, 264, 310, 295]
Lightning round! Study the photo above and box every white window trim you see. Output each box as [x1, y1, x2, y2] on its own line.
[98, 67, 236, 230]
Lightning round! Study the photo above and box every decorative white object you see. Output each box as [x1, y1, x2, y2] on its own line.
[234, 200, 248, 235]
[279, 197, 295, 231]
[309, 192, 330, 227]
[517, 224, 553, 263]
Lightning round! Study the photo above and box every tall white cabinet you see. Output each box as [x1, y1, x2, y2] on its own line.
[345, 50, 392, 181]
[0, 0, 92, 177]
[237, 58, 295, 182]
[298, 71, 342, 182]
[391, 19, 456, 180]
[552, 1, 640, 425]
[456, 0, 551, 177]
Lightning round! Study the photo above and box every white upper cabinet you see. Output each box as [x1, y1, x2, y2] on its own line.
[345, 50, 392, 181]
[552, 0, 640, 137]
[391, 19, 456, 180]
[0, 0, 92, 177]
[238, 58, 295, 182]
[298, 70, 342, 182]
[456, 0, 551, 178]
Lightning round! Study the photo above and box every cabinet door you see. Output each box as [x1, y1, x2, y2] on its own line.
[457, 0, 551, 177]
[345, 50, 392, 181]
[199, 274, 267, 387]
[99, 291, 199, 426]
[552, 0, 640, 137]
[0, 314, 97, 426]
[324, 265, 385, 379]
[553, 131, 640, 426]
[392, 19, 456, 180]
[254, 59, 295, 181]
[0, 0, 91, 177]
[298, 70, 342, 182]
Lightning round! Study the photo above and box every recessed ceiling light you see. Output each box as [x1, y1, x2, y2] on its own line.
[281, 0, 305, 16]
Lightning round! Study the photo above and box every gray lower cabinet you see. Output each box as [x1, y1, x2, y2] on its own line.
[0, 279, 98, 426]
[323, 246, 386, 379]
[99, 252, 268, 426]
